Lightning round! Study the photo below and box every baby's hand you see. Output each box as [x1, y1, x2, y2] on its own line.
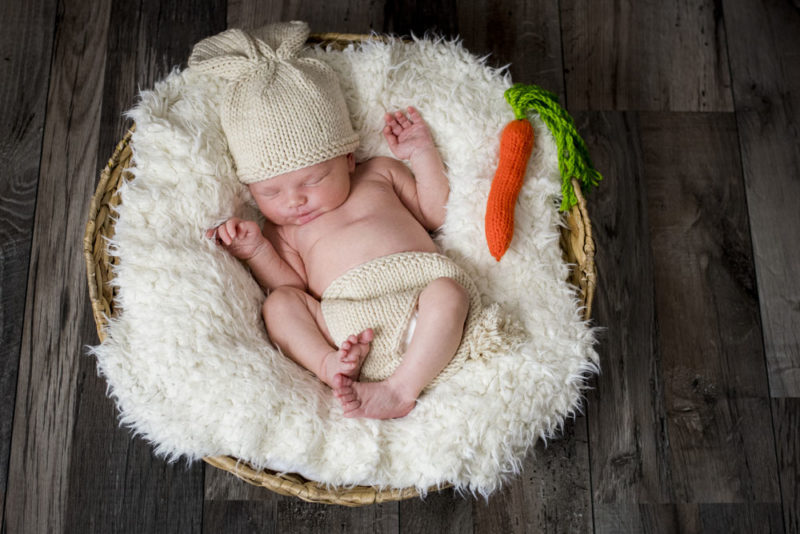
[383, 106, 437, 162]
[205, 217, 267, 260]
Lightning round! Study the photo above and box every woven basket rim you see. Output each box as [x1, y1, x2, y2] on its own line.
[83, 31, 597, 506]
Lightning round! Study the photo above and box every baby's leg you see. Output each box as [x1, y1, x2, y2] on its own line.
[262, 286, 372, 388]
[335, 277, 469, 419]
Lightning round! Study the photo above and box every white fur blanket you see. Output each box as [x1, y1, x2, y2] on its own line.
[90, 35, 598, 497]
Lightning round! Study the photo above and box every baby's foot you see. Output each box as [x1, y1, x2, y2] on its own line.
[321, 329, 373, 388]
[333, 377, 417, 420]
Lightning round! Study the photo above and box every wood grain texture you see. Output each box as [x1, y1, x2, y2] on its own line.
[456, 0, 565, 90]
[399, 490, 472, 534]
[203, 500, 278, 534]
[0, 0, 57, 528]
[641, 112, 780, 503]
[773, 398, 800, 533]
[61, 0, 226, 532]
[276, 499, 400, 534]
[474, 418, 592, 533]
[723, 0, 800, 398]
[581, 111, 674, 505]
[560, 0, 734, 111]
[3, 0, 112, 532]
[595, 503, 784, 534]
[227, 0, 384, 33]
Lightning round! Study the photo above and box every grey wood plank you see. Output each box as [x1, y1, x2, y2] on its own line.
[695, 503, 784, 534]
[0, 0, 57, 528]
[595, 503, 784, 534]
[399, 490, 473, 534]
[641, 111, 780, 503]
[62, 0, 226, 532]
[227, 0, 384, 33]
[722, 0, 800, 397]
[455, 0, 565, 91]
[773, 398, 799, 534]
[382, 0, 460, 38]
[203, 500, 277, 534]
[276, 500, 400, 534]
[204, 463, 279, 501]
[560, 0, 734, 111]
[582, 111, 674, 505]
[595, 503, 700, 534]
[474, 417, 593, 534]
[2, 0, 112, 532]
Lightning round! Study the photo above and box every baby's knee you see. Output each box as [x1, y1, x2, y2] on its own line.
[425, 277, 470, 317]
[262, 286, 305, 322]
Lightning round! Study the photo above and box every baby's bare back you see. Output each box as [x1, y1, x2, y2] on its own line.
[280, 160, 438, 298]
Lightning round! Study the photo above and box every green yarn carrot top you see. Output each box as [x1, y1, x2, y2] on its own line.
[504, 83, 602, 211]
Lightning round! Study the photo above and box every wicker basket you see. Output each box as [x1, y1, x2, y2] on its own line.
[83, 34, 596, 507]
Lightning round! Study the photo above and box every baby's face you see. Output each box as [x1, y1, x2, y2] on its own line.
[249, 154, 355, 226]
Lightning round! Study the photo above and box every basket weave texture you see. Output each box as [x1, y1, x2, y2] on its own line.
[83, 33, 597, 507]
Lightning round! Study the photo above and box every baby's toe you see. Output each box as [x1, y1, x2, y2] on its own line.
[332, 373, 352, 390]
[358, 329, 374, 344]
[336, 390, 358, 403]
[342, 399, 362, 416]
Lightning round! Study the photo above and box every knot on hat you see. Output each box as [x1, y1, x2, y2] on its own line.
[188, 21, 310, 81]
[187, 22, 360, 184]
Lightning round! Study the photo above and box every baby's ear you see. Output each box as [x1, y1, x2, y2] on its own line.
[346, 153, 355, 172]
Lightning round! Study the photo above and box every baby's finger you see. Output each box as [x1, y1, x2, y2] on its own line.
[242, 220, 259, 237]
[386, 119, 403, 137]
[383, 125, 399, 148]
[217, 224, 232, 245]
[407, 106, 423, 123]
[395, 110, 411, 128]
[225, 219, 240, 240]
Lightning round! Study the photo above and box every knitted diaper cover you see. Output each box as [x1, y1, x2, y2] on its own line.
[320, 251, 526, 388]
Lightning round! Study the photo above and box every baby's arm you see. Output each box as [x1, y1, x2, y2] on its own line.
[207, 217, 305, 290]
[383, 107, 449, 229]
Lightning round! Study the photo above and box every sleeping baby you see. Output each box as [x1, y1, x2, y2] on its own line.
[190, 22, 518, 419]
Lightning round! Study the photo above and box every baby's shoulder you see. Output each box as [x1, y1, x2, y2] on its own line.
[356, 156, 409, 181]
[358, 155, 404, 171]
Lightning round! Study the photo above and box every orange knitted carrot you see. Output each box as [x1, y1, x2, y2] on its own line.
[485, 118, 535, 261]
[486, 84, 603, 260]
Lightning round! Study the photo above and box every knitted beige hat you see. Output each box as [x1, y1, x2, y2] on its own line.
[188, 22, 359, 183]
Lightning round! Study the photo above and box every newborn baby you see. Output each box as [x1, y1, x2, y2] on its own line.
[192, 22, 516, 420]
[209, 108, 468, 419]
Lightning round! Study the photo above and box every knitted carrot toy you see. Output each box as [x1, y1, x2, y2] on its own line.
[485, 83, 602, 261]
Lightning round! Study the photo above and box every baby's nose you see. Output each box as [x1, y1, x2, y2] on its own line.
[288, 194, 306, 208]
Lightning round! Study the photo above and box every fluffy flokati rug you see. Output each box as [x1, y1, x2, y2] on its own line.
[89, 34, 598, 497]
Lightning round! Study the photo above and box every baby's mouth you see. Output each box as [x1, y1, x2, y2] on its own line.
[295, 210, 318, 224]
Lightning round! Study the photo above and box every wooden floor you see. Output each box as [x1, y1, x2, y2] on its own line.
[2, 0, 798, 532]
